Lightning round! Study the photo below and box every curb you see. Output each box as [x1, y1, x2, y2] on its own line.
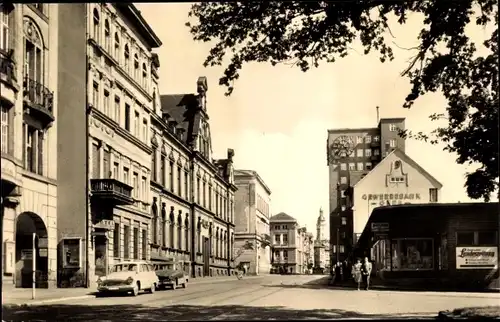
[3, 275, 265, 307]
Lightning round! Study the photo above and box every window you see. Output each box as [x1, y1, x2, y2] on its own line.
[356, 136, 363, 144]
[184, 172, 189, 199]
[202, 181, 206, 207]
[91, 144, 100, 178]
[123, 225, 130, 259]
[196, 177, 200, 203]
[92, 82, 99, 108]
[93, 8, 100, 43]
[373, 135, 380, 142]
[390, 176, 404, 183]
[124, 45, 130, 72]
[1, 5, 10, 51]
[357, 162, 363, 171]
[114, 32, 120, 59]
[457, 231, 498, 246]
[123, 167, 129, 184]
[113, 223, 120, 258]
[1, 105, 8, 153]
[389, 139, 397, 148]
[429, 188, 438, 202]
[160, 154, 166, 186]
[151, 150, 157, 182]
[366, 162, 372, 170]
[341, 217, 347, 225]
[114, 96, 120, 124]
[142, 63, 147, 88]
[113, 162, 119, 179]
[348, 163, 355, 171]
[134, 54, 139, 79]
[169, 161, 174, 192]
[134, 111, 140, 137]
[340, 176, 347, 184]
[142, 118, 148, 142]
[25, 27, 44, 83]
[24, 125, 43, 175]
[177, 217, 183, 250]
[141, 230, 147, 260]
[103, 90, 110, 116]
[374, 149, 380, 156]
[283, 250, 288, 259]
[141, 176, 147, 200]
[283, 234, 288, 243]
[103, 149, 110, 178]
[478, 231, 497, 245]
[357, 149, 363, 157]
[340, 163, 347, 171]
[274, 234, 280, 243]
[341, 231, 346, 239]
[104, 19, 110, 51]
[132, 172, 139, 198]
[365, 136, 371, 143]
[339, 245, 345, 253]
[177, 166, 182, 196]
[133, 227, 139, 259]
[365, 149, 371, 157]
[169, 218, 175, 248]
[391, 238, 434, 270]
[389, 124, 397, 132]
[124, 103, 130, 130]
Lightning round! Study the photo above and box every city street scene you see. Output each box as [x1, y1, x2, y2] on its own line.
[1, 1, 499, 321]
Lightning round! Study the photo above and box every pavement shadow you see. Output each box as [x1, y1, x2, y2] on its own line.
[2, 303, 439, 321]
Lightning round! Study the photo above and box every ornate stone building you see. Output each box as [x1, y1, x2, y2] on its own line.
[150, 77, 237, 278]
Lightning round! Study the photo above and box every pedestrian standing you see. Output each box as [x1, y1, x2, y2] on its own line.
[362, 257, 373, 290]
[351, 258, 362, 290]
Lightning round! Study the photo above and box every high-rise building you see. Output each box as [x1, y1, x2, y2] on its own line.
[326, 117, 406, 266]
[233, 170, 272, 275]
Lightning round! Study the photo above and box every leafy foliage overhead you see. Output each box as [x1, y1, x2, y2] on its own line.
[186, 1, 499, 201]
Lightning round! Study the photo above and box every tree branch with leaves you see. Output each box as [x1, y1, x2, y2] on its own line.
[186, 0, 499, 201]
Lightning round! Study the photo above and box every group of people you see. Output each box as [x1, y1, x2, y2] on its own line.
[332, 257, 372, 291]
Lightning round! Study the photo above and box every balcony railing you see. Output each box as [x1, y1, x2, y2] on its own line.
[23, 76, 54, 118]
[0, 50, 17, 87]
[90, 178, 134, 205]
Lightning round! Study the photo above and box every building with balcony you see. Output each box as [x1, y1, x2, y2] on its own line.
[233, 169, 272, 275]
[270, 212, 308, 274]
[326, 117, 406, 267]
[85, 3, 162, 284]
[314, 208, 330, 273]
[1, 4, 59, 288]
[149, 77, 237, 278]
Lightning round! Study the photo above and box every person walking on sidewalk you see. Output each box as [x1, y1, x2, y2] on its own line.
[361, 257, 373, 290]
[351, 258, 362, 290]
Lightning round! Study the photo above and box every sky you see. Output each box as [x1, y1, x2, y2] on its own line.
[136, 3, 496, 236]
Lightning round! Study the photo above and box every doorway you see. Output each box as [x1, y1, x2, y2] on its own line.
[94, 234, 107, 277]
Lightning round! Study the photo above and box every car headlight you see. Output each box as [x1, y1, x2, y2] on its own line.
[126, 276, 134, 285]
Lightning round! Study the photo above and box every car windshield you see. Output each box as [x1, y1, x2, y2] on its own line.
[112, 264, 138, 273]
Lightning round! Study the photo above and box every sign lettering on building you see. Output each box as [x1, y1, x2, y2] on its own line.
[362, 193, 421, 206]
[456, 247, 498, 270]
[95, 220, 114, 230]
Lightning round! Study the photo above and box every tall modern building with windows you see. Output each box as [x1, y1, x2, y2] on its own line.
[326, 117, 406, 266]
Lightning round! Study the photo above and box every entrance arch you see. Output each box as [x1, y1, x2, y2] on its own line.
[15, 212, 49, 288]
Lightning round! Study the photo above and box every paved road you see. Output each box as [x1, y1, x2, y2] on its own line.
[3, 275, 499, 320]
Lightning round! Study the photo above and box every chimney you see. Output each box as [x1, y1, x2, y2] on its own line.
[376, 106, 380, 124]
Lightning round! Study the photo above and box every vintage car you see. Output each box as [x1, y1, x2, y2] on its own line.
[154, 262, 189, 290]
[97, 261, 159, 296]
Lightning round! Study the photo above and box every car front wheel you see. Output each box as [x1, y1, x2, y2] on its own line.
[149, 283, 156, 294]
[132, 283, 139, 296]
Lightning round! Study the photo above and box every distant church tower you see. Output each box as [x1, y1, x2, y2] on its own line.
[316, 207, 326, 242]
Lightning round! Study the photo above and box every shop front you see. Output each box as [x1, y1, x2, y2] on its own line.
[355, 202, 499, 289]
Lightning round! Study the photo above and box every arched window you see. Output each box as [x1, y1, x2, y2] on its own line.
[104, 19, 110, 51]
[142, 63, 147, 88]
[124, 44, 130, 72]
[93, 8, 100, 43]
[23, 18, 44, 83]
[134, 54, 139, 79]
[216, 228, 219, 258]
[177, 212, 183, 250]
[114, 32, 120, 59]
[161, 204, 166, 247]
[185, 216, 190, 253]
[169, 211, 175, 248]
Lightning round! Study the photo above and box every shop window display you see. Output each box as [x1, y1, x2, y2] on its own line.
[391, 239, 433, 270]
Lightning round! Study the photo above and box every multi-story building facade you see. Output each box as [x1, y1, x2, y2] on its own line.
[270, 212, 307, 274]
[300, 228, 314, 274]
[326, 117, 406, 267]
[233, 169, 272, 275]
[152, 77, 237, 278]
[85, 3, 162, 284]
[1, 4, 59, 288]
[314, 208, 330, 273]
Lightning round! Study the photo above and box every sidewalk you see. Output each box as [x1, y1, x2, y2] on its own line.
[2, 275, 264, 307]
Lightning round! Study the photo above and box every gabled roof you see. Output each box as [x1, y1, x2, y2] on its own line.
[270, 212, 297, 223]
[354, 148, 443, 189]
